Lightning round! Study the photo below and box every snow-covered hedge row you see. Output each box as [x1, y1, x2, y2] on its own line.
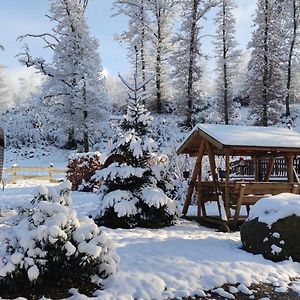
[0, 181, 119, 293]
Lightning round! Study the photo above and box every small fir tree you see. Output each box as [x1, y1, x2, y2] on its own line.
[93, 49, 178, 229]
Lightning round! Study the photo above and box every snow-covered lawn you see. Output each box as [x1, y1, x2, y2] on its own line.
[1, 182, 300, 299]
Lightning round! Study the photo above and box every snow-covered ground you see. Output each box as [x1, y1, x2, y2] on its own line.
[1, 181, 300, 300]
[1, 148, 300, 299]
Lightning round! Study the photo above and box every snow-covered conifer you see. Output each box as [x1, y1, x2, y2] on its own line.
[113, 0, 151, 92]
[246, 0, 285, 126]
[214, 0, 241, 124]
[93, 52, 178, 229]
[146, 0, 177, 113]
[172, 0, 217, 127]
[18, 0, 106, 152]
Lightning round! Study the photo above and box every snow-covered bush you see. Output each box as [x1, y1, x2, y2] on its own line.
[66, 152, 103, 192]
[92, 73, 178, 229]
[0, 181, 119, 294]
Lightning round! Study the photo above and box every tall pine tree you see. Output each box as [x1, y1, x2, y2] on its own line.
[214, 0, 240, 125]
[247, 0, 285, 126]
[172, 0, 217, 128]
[283, 0, 300, 117]
[18, 0, 106, 152]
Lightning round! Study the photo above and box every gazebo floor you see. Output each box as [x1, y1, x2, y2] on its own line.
[183, 215, 247, 232]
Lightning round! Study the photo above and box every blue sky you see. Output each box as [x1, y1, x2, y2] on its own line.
[0, 0, 256, 77]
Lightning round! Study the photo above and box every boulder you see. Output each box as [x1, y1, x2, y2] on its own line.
[240, 193, 300, 262]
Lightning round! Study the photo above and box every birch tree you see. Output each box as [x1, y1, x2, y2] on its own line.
[247, 0, 285, 126]
[214, 0, 240, 124]
[18, 0, 106, 152]
[172, 0, 217, 127]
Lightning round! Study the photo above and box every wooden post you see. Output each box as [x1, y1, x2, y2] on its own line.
[49, 165, 55, 183]
[182, 141, 205, 215]
[254, 157, 259, 181]
[12, 165, 17, 184]
[286, 154, 294, 183]
[205, 141, 222, 218]
[264, 157, 275, 182]
[293, 167, 299, 183]
[225, 152, 231, 219]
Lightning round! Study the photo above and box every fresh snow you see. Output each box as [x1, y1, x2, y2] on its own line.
[1, 183, 300, 299]
[181, 123, 300, 149]
[248, 193, 300, 226]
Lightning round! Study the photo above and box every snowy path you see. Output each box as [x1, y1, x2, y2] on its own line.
[0, 184, 300, 299]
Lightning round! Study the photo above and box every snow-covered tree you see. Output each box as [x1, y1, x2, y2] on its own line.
[0, 66, 12, 113]
[246, 0, 285, 126]
[0, 45, 13, 112]
[93, 53, 178, 229]
[0, 182, 119, 296]
[172, 0, 217, 127]
[113, 0, 151, 92]
[214, 0, 241, 124]
[144, 0, 177, 113]
[282, 0, 300, 117]
[18, 0, 106, 152]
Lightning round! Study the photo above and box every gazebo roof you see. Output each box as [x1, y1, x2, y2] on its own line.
[177, 124, 300, 156]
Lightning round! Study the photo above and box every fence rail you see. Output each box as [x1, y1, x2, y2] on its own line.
[3, 166, 67, 184]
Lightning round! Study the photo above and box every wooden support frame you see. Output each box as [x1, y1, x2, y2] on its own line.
[205, 141, 222, 218]
[286, 154, 294, 183]
[264, 157, 275, 182]
[182, 141, 205, 215]
[232, 184, 246, 230]
[225, 152, 231, 219]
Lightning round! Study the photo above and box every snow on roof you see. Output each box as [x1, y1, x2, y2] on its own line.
[180, 124, 300, 151]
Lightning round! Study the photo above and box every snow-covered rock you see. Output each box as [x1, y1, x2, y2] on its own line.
[241, 193, 300, 262]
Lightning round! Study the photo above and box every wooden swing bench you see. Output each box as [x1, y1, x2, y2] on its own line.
[177, 124, 300, 231]
[196, 181, 300, 228]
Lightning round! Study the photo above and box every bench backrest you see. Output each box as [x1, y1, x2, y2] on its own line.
[235, 182, 299, 195]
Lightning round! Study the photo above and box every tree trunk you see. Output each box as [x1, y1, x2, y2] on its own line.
[140, 0, 147, 93]
[156, 8, 163, 114]
[262, 0, 269, 127]
[285, 0, 297, 117]
[186, 0, 198, 128]
[222, 0, 229, 125]
[67, 127, 76, 150]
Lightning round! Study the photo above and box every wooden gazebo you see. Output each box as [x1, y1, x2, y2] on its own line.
[177, 124, 300, 230]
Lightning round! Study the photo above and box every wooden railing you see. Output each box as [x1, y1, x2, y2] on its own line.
[231, 157, 300, 180]
[3, 166, 67, 184]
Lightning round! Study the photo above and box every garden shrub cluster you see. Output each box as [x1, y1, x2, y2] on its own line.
[0, 181, 119, 295]
[66, 152, 102, 192]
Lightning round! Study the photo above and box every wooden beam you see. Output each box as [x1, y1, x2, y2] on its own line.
[225, 152, 231, 219]
[264, 157, 275, 182]
[197, 153, 204, 217]
[286, 154, 294, 183]
[254, 157, 259, 181]
[205, 141, 222, 218]
[182, 141, 205, 215]
[293, 167, 300, 183]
